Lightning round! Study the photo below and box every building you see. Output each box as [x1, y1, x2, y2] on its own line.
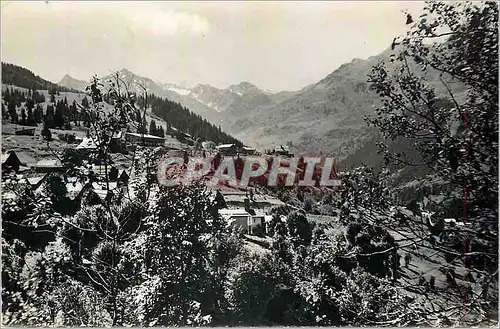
[217, 144, 238, 156]
[274, 145, 293, 157]
[202, 141, 216, 151]
[2, 151, 23, 173]
[218, 208, 271, 235]
[110, 131, 125, 153]
[219, 208, 252, 232]
[66, 178, 93, 205]
[33, 159, 65, 173]
[76, 138, 98, 151]
[125, 132, 165, 147]
[91, 181, 120, 204]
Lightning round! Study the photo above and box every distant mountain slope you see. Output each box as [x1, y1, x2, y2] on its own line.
[217, 46, 466, 163]
[57, 74, 88, 92]
[1, 62, 81, 93]
[161, 80, 296, 122]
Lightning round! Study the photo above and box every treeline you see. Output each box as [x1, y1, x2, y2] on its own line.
[146, 94, 242, 145]
[2, 62, 81, 93]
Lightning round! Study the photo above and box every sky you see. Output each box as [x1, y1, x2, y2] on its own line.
[1, 1, 426, 92]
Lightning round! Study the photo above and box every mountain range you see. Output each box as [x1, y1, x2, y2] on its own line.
[57, 45, 465, 170]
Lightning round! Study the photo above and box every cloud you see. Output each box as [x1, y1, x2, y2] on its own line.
[1, 1, 210, 36]
[103, 2, 210, 36]
[129, 9, 210, 36]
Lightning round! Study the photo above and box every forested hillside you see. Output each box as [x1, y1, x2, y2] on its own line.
[147, 94, 242, 145]
[1, 1, 498, 327]
[2, 62, 81, 93]
[1, 63, 242, 145]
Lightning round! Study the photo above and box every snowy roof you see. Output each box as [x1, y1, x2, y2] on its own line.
[274, 145, 290, 152]
[119, 170, 129, 177]
[125, 132, 165, 140]
[76, 138, 98, 150]
[242, 146, 255, 151]
[218, 208, 251, 218]
[92, 182, 119, 200]
[34, 159, 62, 167]
[217, 144, 235, 149]
[66, 181, 87, 200]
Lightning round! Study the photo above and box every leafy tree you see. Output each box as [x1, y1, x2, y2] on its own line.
[81, 96, 89, 109]
[2, 102, 9, 119]
[42, 120, 52, 141]
[1, 62, 80, 93]
[119, 183, 241, 326]
[366, 1, 498, 323]
[54, 101, 65, 128]
[20, 109, 27, 125]
[149, 119, 157, 136]
[26, 108, 35, 126]
[34, 104, 43, 123]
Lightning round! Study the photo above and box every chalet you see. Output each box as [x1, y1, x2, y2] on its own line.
[15, 127, 36, 136]
[109, 131, 126, 153]
[219, 208, 252, 233]
[66, 178, 93, 204]
[76, 138, 98, 151]
[220, 190, 284, 209]
[125, 132, 165, 147]
[217, 144, 238, 156]
[33, 159, 65, 173]
[218, 206, 272, 235]
[240, 146, 256, 156]
[25, 174, 49, 190]
[2, 151, 23, 173]
[274, 145, 293, 157]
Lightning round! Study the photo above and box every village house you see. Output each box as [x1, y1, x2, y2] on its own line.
[218, 208, 271, 235]
[125, 132, 165, 147]
[1, 151, 23, 173]
[15, 127, 36, 136]
[76, 138, 98, 151]
[117, 170, 130, 187]
[66, 178, 93, 205]
[32, 159, 65, 173]
[219, 208, 252, 233]
[240, 146, 256, 156]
